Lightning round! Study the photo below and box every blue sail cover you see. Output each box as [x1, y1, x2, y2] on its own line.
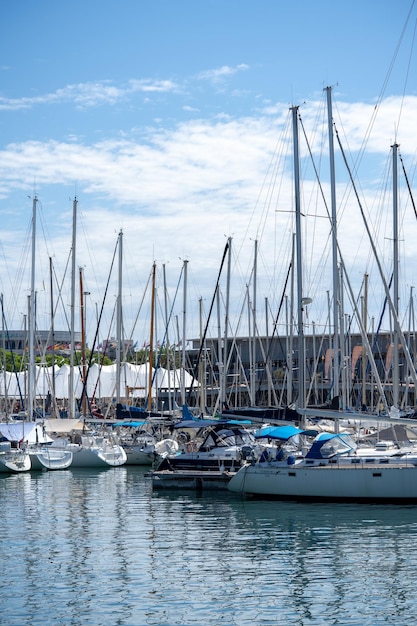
[254, 425, 305, 440]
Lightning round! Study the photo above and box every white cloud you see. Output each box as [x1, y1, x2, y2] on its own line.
[1, 94, 417, 341]
[0, 78, 182, 111]
[197, 64, 250, 83]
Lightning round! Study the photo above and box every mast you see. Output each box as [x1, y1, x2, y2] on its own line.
[392, 142, 399, 410]
[362, 273, 369, 408]
[325, 85, 340, 404]
[291, 105, 305, 418]
[181, 259, 188, 406]
[28, 195, 37, 421]
[217, 285, 223, 407]
[68, 197, 77, 420]
[1, 294, 9, 419]
[116, 229, 123, 405]
[250, 239, 258, 404]
[79, 268, 88, 416]
[162, 263, 172, 413]
[223, 237, 232, 409]
[147, 262, 156, 412]
[49, 257, 56, 412]
[198, 297, 205, 415]
[288, 233, 295, 404]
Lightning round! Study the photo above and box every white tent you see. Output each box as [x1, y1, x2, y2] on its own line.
[0, 362, 198, 400]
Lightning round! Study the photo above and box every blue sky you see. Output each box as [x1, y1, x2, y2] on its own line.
[0, 0, 417, 349]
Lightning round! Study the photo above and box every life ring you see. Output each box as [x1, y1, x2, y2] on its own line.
[186, 441, 198, 453]
[177, 431, 190, 445]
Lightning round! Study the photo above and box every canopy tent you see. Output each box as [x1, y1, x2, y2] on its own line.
[43, 418, 86, 434]
[0, 362, 197, 400]
[0, 422, 53, 444]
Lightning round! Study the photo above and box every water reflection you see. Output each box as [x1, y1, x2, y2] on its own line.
[1, 468, 417, 625]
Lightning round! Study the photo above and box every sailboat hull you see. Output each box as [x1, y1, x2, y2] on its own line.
[67, 443, 127, 467]
[29, 448, 73, 471]
[228, 459, 417, 502]
[0, 450, 31, 473]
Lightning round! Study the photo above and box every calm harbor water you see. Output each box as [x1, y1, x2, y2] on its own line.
[1, 467, 417, 626]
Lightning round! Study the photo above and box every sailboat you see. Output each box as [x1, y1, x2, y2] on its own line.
[0, 421, 73, 471]
[228, 103, 417, 502]
[45, 205, 127, 469]
[0, 442, 31, 473]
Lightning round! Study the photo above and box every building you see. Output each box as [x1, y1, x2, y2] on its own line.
[186, 330, 414, 410]
[0, 330, 82, 356]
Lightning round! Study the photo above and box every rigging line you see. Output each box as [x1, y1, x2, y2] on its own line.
[1, 296, 25, 409]
[338, 1, 417, 179]
[398, 149, 417, 219]
[79, 235, 119, 411]
[49, 250, 72, 339]
[127, 270, 153, 343]
[301, 110, 390, 408]
[396, 3, 417, 139]
[186, 239, 230, 403]
[237, 111, 292, 261]
[151, 265, 184, 384]
[255, 259, 292, 401]
[335, 126, 417, 400]
[298, 111, 333, 293]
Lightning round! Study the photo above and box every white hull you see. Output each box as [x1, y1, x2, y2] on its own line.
[0, 450, 31, 473]
[68, 443, 127, 467]
[228, 457, 417, 501]
[28, 448, 73, 471]
[123, 438, 179, 466]
[51, 436, 127, 468]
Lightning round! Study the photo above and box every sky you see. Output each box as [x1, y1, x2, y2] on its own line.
[0, 0, 417, 351]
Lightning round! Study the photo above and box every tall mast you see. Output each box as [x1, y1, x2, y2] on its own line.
[198, 297, 205, 415]
[68, 197, 77, 420]
[325, 85, 339, 404]
[291, 106, 305, 416]
[116, 229, 123, 405]
[181, 259, 188, 406]
[147, 262, 156, 412]
[222, 237, 232, 408]
[1, 294, 9, 419]
[162, 264, 172, 413]
[28, 195, 37, 421]
[250, 239, 258, 404]
[79, 267, 88, 416]
[362, 273, 369, 408]
[392, 142, 399, 410]
[49, 257, 56, 412]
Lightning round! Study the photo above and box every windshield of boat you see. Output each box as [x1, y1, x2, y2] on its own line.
[199, 427, 253, 450]
[306, 433, 357, 459]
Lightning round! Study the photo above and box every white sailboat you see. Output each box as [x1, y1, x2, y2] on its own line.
[0, 441, 31, 473]
[28, 446, 73, 471]
[228, 102, 417, 502]
[50, 433, 127, 468]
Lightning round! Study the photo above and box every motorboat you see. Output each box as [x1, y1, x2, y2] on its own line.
[154, 421, 266, 473]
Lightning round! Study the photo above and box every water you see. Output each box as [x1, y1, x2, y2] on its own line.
[1, 467, 417, 626]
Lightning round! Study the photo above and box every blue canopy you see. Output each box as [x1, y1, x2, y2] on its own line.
[254, 425, 308, 441]
[113, 421, 146, 428]
[305, 432, 356, 459]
